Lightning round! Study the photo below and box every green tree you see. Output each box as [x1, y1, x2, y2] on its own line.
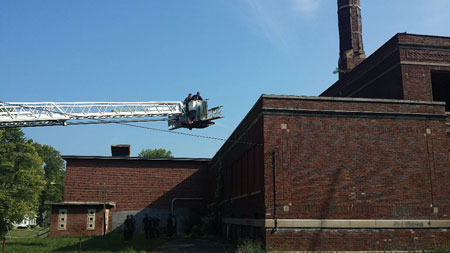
[138, 148, 173, 158]
[0, 128, 46, 236]
[33, 143, 65, 227]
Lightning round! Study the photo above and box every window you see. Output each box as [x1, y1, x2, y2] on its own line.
[431, 70, 450, 111]
[87, 209, 96, 230]
[58, 209, 67, 230]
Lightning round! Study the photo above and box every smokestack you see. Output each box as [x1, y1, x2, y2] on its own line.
[111, 144, 130, 157]
[337, 0, 366, 78]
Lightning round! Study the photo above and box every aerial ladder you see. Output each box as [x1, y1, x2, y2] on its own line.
[0, 99, 223, 130]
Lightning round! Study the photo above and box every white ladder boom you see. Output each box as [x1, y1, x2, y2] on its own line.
[0, 101, 184, 127]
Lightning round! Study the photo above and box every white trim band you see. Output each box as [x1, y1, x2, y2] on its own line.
[222, 218, 450, 229]
[400, 61, 450, 67]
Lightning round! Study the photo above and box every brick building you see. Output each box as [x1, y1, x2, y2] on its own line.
[49, 155, 209, 237]
[48, 201, 115, 237]
[213, 95, 450, 251]
[50, 0, 450, 250]
[210, 0, 450, 251]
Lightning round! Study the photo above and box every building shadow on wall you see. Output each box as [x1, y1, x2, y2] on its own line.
[307, 166, 343, 251]
[119, 167, 208, 234]
[55, 168, 207, 252]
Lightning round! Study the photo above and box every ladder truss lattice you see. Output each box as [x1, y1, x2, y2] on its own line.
[0, 101, 184, 127]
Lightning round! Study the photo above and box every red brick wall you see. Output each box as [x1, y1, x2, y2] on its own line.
[261, 96, 450, 250]
[64, 159, 208, 211]
[262, 96, 449, 217]
[397, 33, 450, 47]
[263, 115, 449, 217]
[217, 95, 449, 250]
[50, 205, 107, 237]
[266, 229, 450, 251]
[398, 41, 450, 101]
[209, 98, 265, 220]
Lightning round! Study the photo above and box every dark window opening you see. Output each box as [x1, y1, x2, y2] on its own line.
[432, 71, 450, 111]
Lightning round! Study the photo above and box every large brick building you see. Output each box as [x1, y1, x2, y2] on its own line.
[210, 0, 450, 251]
[50, 0, 450, 250]
[213, 95, 450, 251]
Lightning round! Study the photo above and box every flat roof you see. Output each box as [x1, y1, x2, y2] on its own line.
[62, 156, 211, 162]
[45, 201, 116, 208]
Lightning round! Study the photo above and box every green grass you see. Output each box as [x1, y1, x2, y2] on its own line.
[6, 227, 48, 239]
[5, 228, 449, 253]
[3, 228, 166, 253]
[426, 247, 450, 253]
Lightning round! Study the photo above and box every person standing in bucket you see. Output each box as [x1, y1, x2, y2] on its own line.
[192, 91, 203, 101]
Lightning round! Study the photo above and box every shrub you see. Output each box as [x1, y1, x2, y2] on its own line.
[181, 212, 202, 235]
[236, 239, 264, 253]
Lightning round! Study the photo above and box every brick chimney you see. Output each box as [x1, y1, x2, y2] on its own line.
[111, 144, 130, 157]
[337, 0, 366, 78]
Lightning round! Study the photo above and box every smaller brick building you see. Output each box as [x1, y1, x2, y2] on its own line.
[49, 156, 209, 237]
[48, 201, 115, 237]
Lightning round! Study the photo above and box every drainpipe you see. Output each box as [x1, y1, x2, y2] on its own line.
[102, 184, 106, 236]
[272, 151, 278, 232]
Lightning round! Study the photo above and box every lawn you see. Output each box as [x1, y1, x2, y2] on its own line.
[5, 227, 48, 239]
[4, 228, 448, 252]
[3, 228, 166, 253]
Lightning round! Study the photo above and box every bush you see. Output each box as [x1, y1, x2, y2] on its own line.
[199, 215, 218, 235]
[181, 212, 202, 235]
[190, 225, 201, 237]
[236, 239, 264, 253]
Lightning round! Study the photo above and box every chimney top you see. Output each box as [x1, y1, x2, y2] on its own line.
[111, 144, 131, 157]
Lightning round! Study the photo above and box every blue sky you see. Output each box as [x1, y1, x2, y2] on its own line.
[1, 0, 450, 158]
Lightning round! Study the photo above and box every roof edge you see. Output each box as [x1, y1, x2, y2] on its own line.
[45, 201, 116, 207]
[61, 156, 211, 161]
[262, 94, 446, 106]
[396, 32, 450, 40]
